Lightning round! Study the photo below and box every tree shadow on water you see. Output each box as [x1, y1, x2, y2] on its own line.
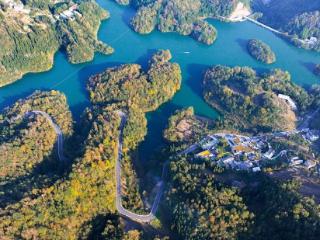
[300, 61, 317, 75]
[186, 63, 210, 99]
[0, 87, 52, 111]
[236, 38, 249, 53]
[135, 49, 158, 71]
[121, 4, 136, 27]
[137, 101, 183, 164]
[69, 101, 91, 122]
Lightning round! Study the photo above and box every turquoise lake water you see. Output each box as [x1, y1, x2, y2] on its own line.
[0, 0, 319, 156]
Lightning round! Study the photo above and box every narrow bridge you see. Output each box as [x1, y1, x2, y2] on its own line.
[244, 16, 306, 44]
[244, 17, 287, 35]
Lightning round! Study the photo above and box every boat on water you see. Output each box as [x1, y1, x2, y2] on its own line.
[183, 51, 191, 54]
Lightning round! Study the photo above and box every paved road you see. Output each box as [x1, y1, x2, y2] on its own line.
[298, 107, 320, 130]
[25, 111, 65, 162]
[271, 150, 287, 160]
[115, 111, 165, 223]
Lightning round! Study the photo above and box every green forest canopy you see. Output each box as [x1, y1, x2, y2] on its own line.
[116, 0, 244, 45]
[247, 39, 276, 64]
[203, 65, 310, 132]
[0, 50, 182, 239]
[0, 0, 113, 87]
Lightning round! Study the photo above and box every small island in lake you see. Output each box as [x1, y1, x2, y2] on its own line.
[119, 0, 250, 45]
[247, 39, 276, 64]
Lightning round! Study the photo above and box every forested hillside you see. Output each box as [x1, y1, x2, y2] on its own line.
[0, 0, 113, 87]
[164, 107, 211, 144]
[88, 49, 181, 212]
[0, 107, 120, 239]
[247, 39, 276, 64]
[166, 155, 253, 240]
[164, 152, 320, 240]
[116, 0, 245, 45]
[0, 50, 182, 239]
[0, 90, 73, 181]
[242, 177, 320, 240]
[203, 65, 310, 132]
[162, 108, 320, 240]
[252, 0, 320, 51]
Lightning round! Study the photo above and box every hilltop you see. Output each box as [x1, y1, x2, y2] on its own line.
[0, 50, 182, 239]
[0, 0, 113, 87]
[116, 0, 251, 45]
[0, 90, 73, 181]
[203, 65, 310, 132]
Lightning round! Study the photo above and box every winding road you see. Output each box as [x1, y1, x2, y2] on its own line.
[19, 107, 318, 223]
[25, 111, 65, 162]
[298, 107, 320, 130]
[115, 111, 165, 223]
[22, 109, 163, 222]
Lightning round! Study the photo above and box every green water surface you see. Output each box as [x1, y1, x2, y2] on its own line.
[0, 0, 319, 156]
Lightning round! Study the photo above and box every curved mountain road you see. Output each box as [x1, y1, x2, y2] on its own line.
[25, 111, 65, 162]
[115, 111, 166, 223]
[21, 108, 315, 223]
[298, 107, 320, 130]
[23, 109, 162, 222]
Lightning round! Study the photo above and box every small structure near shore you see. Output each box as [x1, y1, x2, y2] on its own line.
[278, 94, 297, 110]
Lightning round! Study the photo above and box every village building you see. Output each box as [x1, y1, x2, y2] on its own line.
[199, 135, 219, 150]
[278, 94, 297, 110]
[189, 131, 318, 173]
[196, 150, 214, 159]
[55, 4, 81, 21]
[220, 156, 235, 166]
[290, 157, 304, 166]
[233, 161, 253, 171]
[263, 149, 275, 159]
[305, 130, 320, 142]
[304, 160, 316, 169]
[303, 37, 318, 47]
[252, 167, 261, 172]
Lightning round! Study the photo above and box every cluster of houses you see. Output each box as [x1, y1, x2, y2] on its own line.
[289, 156, 317, 169]
[0, 0, 81, 22]
[196, 134, 266, 172]
[192, 130, 319, 172]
